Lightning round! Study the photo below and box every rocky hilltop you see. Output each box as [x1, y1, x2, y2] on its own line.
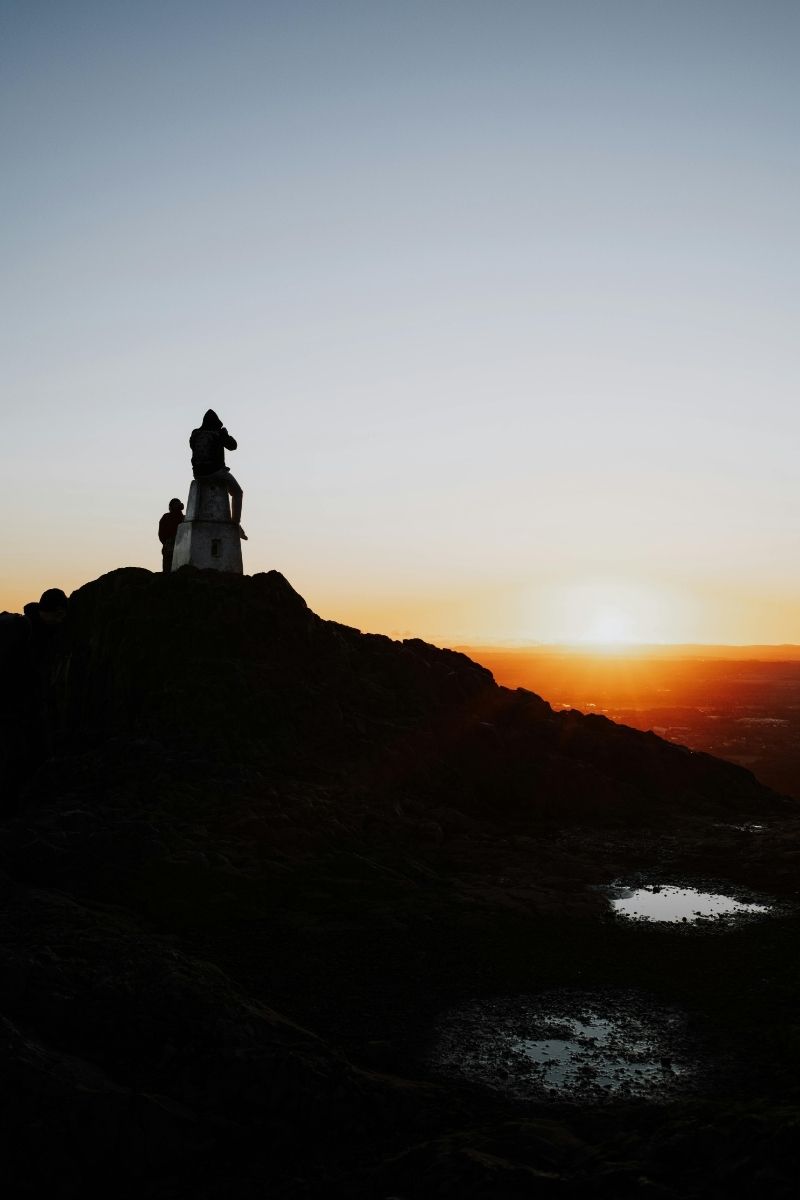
[1, 567, 798, 1198]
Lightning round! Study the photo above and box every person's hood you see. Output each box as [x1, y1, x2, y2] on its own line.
[201, 409, 223, 430]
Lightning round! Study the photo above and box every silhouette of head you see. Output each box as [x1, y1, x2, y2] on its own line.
[201, 409, 223, 431]
[168, 498, 184, 513]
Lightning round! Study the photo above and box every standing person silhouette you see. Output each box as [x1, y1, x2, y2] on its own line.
[158, 498, 185, 572]
[189, 410, 247, 539]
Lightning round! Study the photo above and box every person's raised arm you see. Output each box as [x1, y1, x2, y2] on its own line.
[221, 428, 238, 451]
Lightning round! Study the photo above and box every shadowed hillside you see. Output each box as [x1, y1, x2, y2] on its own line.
[1, 567, 799, 1198]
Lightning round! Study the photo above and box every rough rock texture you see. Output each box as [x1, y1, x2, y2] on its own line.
[1, 567, 799, 1197]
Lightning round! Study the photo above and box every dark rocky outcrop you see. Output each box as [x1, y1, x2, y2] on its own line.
[1, 567, 798, 1197]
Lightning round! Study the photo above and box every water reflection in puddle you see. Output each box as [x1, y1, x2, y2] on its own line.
[609, 885, 769, 923]
[428, 992, 693, 1103]
[714, 822, 766, 834]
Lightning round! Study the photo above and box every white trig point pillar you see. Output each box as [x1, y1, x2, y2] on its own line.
[171, 480, 243, 573]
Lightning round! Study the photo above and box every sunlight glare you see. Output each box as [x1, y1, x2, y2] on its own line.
[529, 578, 691, 646]
[581, 609, 633, 646]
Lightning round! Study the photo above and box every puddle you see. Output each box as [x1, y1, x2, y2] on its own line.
[608, 885, 769, 924]
[712, 822, 767, 834]
[428, 991, 695, 1103]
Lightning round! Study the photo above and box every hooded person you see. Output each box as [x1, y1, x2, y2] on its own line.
[188, 410, 247, 539]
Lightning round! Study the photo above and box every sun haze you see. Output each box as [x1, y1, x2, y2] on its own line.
[2, 2, 799, 647]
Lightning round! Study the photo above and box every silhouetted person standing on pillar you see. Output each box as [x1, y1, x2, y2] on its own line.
[158, 498, 185, 572]
[189, 410, 247, 540]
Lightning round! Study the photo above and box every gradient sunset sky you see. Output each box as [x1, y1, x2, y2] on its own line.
[3, 1, 798, 644]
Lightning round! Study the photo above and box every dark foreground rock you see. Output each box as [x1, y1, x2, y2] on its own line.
[1, 567, 799, 1197]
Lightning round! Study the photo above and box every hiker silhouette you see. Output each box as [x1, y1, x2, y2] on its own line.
[189, 410, 247, 540]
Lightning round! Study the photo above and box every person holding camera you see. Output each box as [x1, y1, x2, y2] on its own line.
[189, 409, 247, 539]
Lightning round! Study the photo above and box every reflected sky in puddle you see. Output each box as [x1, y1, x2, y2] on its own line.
[428, 993, 693, 1102]
[513, 1015, 685, 1092]
[610, 885, 769, 923]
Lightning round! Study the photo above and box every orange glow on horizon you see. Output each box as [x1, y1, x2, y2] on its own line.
[4, 563, 800, 651]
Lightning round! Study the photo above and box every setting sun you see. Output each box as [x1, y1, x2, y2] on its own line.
[516, 579, 693, 648]
[580, 610, 634, 646]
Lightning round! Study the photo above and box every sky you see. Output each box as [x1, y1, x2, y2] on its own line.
[2, 1, 799, 645]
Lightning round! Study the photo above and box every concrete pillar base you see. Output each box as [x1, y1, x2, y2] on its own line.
[171, 480, 244, 574]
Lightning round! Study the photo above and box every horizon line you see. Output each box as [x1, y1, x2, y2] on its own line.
[452, 641, 800, 660]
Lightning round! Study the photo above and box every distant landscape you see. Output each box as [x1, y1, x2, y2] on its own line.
[464, 645, 800, 800]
